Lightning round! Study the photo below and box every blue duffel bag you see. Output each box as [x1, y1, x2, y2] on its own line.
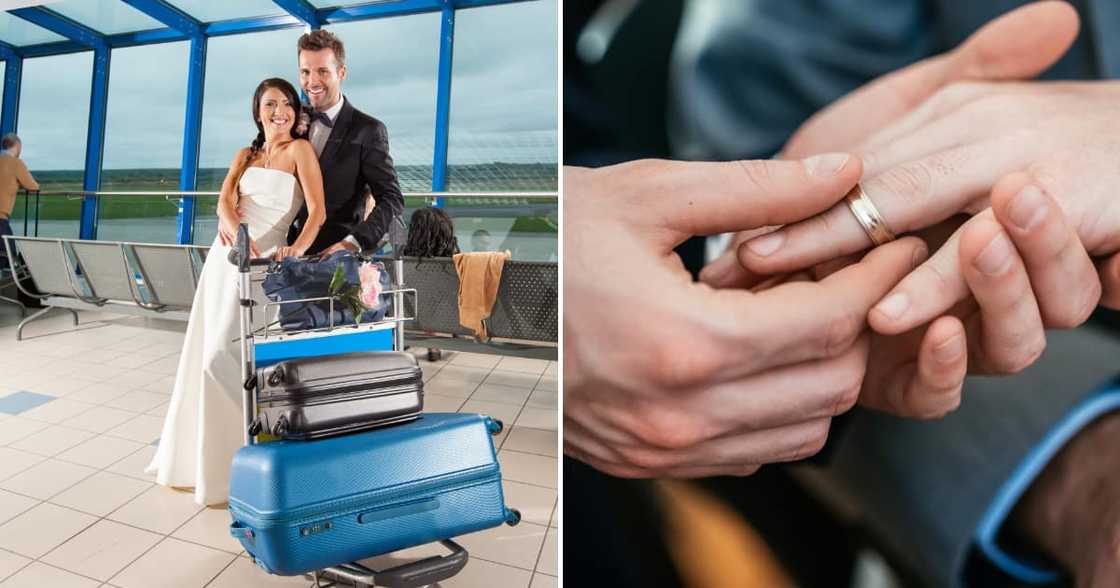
[261, 251, 391, 331]
[228, 412, 522, 576]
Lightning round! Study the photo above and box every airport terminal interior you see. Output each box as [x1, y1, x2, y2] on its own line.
[0, 0, 559, 586]
[0, 308, 558, 587]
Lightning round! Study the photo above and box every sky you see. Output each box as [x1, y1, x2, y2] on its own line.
[8, 0, 558, 176]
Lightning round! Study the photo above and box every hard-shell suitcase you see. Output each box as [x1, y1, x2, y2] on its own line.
[228, 412, 520, 576]
[252, 351, 423, 440]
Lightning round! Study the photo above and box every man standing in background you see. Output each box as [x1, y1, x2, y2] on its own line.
[0, 133, 38, 270]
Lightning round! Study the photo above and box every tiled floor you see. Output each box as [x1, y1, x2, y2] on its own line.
[0, 308, 558, 587]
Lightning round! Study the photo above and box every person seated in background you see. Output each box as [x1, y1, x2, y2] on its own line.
[402, 206, 460, 361]
[0, 133, 39, 271]
[471, 228, 492, 252]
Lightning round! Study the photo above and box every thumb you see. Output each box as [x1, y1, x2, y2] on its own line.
[784, 1, 1079, 158]
[630, 153, 863, 246]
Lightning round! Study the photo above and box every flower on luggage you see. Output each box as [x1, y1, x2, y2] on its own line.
[358, 262, 383, 307]
[328, 264, 366, 325]
[327, 260, 385, 325]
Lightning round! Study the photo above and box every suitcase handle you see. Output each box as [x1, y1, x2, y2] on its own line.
[325, 539, 469, 588]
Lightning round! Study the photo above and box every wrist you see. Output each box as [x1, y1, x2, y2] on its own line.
[1012, 411, 1120, 575]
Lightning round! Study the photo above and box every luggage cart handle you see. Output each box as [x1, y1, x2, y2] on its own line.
[323, 539, 468, 588]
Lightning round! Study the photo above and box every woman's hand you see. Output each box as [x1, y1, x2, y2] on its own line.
[273, 244, 306, 260]
[217, 213, 261, 257]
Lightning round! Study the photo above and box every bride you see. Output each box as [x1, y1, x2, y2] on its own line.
[148, 78, 325, 506]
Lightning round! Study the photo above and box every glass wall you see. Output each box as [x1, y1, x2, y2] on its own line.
[445, 0, 558, 260]
[327, 14, 440, 193]
[17, 52, 93, 238]
[99, 41, 189, 243]
[195, 28, 304, 241]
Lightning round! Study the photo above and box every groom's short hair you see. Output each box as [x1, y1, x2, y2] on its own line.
[298, 30, 346, 67]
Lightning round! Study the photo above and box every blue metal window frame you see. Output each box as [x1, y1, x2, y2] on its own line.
[0, 0, 545, 241]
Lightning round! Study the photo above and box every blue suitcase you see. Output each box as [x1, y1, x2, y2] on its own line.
[227, 412, 521, 576]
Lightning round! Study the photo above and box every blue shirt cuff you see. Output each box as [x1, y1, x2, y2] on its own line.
[973, 378, 1120, 584]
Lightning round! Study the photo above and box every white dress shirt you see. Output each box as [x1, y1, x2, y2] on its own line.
[309, 96, 344, 157]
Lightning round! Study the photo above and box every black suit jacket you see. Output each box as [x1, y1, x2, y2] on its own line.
[289, 97, 405, 254]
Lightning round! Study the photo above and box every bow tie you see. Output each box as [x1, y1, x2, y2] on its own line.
[310, 110, 334, 128]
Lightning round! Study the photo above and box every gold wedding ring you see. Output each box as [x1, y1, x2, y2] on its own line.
[845, 184, 895, 246]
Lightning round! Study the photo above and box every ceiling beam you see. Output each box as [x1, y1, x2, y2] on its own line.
[9, 7, 106, 49]
[120, 0, 202, 37]
[272, 0, 322, 29]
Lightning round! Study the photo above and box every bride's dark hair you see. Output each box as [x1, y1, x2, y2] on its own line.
[231, 78, 310, 188]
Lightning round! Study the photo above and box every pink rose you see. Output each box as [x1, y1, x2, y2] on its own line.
[358, 262, 383, 308]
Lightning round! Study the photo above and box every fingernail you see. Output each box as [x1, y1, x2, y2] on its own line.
[802, 153, 850, 177]
[933, 334, 964, 363]
[746, 232, 785, 257]
[700, 254, 734, 284]
[1007, 185, 1047, 231]
[875, 292, 910, 320]
[974, 233, 1013, 276]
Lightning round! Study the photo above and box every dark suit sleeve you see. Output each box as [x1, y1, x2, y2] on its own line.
[797, 325, 1120, 587]
[352, 120, 404, 250]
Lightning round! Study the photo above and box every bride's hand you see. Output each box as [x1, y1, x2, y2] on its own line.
[273, 245, 306, 260]
[217, 214, 261, 257]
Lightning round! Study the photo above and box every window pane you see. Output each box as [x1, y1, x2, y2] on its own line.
[46, 1, 165, 35]
[444, 1, 556, 260]
[197, 28, 302, 189]
[19, 52, 92, 239]
[327, 14, 440, 191]
[0, 12, 66, 46]
[99, 42, 189, 243]
[164, 0, 286, 23]
[447, 0, 558, 192]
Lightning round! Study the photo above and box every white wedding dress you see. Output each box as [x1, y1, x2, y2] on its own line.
[148, 167, 304, 506]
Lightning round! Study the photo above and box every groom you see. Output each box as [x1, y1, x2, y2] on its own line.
[290, 29, 404, 255]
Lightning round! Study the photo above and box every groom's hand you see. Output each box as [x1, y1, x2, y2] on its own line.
[321, 240, 359, 255]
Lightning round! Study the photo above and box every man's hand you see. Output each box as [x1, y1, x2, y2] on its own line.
[320, 240, 359, 255]
[703, 1, 1080, 292]
[564, 155, 934, 478]
[1012, 411, 1120, 588]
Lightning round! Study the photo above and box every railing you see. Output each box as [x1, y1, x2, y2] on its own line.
[13, 189, 559, 261]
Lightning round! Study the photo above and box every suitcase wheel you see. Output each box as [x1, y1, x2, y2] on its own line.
[505, 508, 521, 526]
[487, 418, 504, 436]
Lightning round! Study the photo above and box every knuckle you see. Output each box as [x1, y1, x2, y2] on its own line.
[730, 465, 761, 477]
[627, 408, 708, 451]
[615, 445, 676, 471]
[819, 311, 863, 358]
[735, 158, 778, 192]
[646, 338, 722, 390]
[868, 161, 933, 212]
[790, 423, 831, 461]
[993, 336, 1046, 374]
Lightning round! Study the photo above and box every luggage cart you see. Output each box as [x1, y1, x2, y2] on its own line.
[231, 223, 487, 588]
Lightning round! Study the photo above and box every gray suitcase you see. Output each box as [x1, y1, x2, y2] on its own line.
[251, 351, 423, 440]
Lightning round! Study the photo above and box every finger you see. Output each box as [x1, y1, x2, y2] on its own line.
[601, 418, 834, 475]
[699, 228, 775, 289]
[783, 1, 1079, 157]
[251, 240, 262, 258]
[741, 139, 1026, 275]
[592, 338, 868, 448]
[611, 154, 863, 245]
[704, 237, 927, 378]
[1100, 253, 1120, 310]
[990, 174, 1101, 328]
[959, 215, 1046, 374]
[870, 222, 971, 335]
[874, 316, 967, 419]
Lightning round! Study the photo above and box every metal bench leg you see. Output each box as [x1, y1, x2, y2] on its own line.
[17, 307, 53, 341]
[67, 308, 79, 326]
[0, 293, 26, 318]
